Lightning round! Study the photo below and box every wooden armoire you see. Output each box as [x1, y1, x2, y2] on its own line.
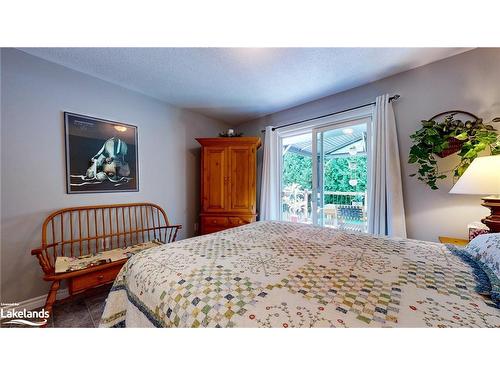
[196, 137, 261, 235]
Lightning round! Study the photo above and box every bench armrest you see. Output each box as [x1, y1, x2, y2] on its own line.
[166, 224, 182, 229]
[31, 247, 43, 256]
[161, 224, 182, 243]
[31, 247, 54, 275]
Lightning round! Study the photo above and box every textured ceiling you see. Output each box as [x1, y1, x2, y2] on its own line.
[20, 48, 471, 125]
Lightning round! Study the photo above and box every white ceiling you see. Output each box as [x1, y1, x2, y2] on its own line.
[20, 48, 471, 125]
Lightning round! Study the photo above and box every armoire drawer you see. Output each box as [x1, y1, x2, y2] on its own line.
[228, 217, 251, 226]
[202, 216, 229, 227]
[200, 215, 255, 235]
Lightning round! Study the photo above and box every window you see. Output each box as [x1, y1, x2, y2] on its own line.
[277, 107, 372, 232]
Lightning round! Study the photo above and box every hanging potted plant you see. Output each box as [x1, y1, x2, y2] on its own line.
[408, 111, 500, 189]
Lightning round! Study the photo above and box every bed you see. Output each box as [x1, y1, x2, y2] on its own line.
[100, 221, 500, 327]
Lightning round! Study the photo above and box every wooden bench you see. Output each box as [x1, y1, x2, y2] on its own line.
[31, 202, 181, 320]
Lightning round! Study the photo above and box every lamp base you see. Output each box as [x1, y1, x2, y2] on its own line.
[481, 196, 500, 233]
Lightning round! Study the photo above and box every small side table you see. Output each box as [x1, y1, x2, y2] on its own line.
[438, 236, 469, 246]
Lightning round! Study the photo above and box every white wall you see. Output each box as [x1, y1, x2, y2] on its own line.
[237, 48, 500, 242]
[0, 48, 227, 303]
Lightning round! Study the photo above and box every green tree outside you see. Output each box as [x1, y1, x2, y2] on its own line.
[282, 152, 367, 204]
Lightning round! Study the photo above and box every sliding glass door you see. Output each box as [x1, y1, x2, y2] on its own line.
[279, 114, 371, 232]
[313, 118, 370, 232]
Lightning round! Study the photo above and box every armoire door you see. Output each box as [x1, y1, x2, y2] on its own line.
[228, 145, 256, 213]
[202, 147, 228, 212]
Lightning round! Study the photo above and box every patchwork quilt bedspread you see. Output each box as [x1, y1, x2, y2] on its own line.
[100, 221, 500, 327]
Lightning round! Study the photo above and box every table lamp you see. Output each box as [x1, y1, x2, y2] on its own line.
[449, 155, 500, 232]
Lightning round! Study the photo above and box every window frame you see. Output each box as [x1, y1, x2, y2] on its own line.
[275, 105, 374, 224]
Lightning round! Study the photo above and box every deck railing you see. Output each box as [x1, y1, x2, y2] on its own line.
[281, 190, 367, 232]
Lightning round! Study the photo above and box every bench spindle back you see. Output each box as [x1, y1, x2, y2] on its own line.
[36, 203, 180, 275]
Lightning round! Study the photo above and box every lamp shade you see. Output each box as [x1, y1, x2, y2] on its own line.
[449, 155, 500, 196]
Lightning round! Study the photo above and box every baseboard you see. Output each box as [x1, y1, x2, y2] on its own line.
[4, 288, 70, 312]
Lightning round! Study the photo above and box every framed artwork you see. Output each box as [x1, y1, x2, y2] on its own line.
[64, 112, 139, 193]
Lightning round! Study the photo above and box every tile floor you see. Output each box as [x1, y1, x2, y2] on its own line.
[1, 284, 111, 328]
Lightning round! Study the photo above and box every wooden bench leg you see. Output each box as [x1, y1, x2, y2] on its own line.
[42, 280, 60, 327]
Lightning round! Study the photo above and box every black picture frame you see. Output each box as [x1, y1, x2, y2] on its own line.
[64, 112, 139, 194]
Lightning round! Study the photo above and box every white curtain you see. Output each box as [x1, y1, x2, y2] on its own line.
[368, 94, 407, 238]
[260, 126, 279, 220]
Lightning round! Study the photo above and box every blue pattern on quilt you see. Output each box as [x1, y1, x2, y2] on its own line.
[452, 233, 500, 307]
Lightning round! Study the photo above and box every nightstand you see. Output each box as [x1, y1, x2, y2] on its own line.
[438, 236, 469, 246]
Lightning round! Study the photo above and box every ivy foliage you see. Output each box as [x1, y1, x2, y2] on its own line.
[408, 113, 500, 190]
